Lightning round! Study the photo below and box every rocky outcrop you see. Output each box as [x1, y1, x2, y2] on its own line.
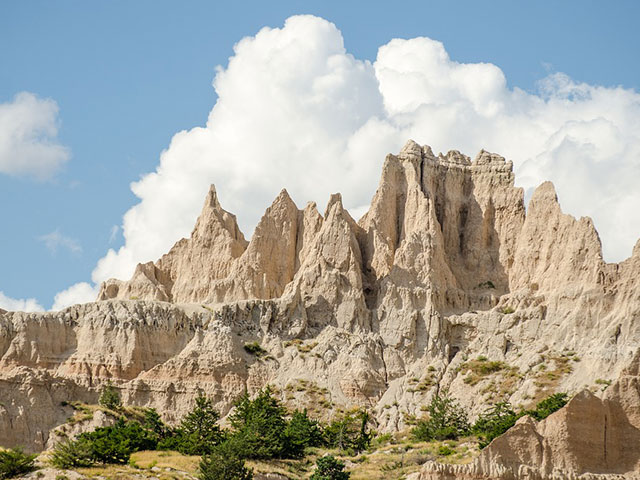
[98, 185, 248, 303]
[509, 181, 605, 292]
[2, 140, 640, 469]
[410, 352, 640, 479]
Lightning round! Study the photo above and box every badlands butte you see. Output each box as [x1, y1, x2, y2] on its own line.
[1, 140, 640, 478]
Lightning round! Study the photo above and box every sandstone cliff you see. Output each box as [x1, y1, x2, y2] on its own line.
[1, 140, 638, 480]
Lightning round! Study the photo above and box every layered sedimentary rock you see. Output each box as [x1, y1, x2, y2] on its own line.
[1, 140, 639, 478]
[410, 352, 640, 479]
[99, 185, 249, 303]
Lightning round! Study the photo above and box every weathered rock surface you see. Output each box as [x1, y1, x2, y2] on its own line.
[1, 140, 639, 479]
[98, 185, 248, 303]
[409, 352, 640, 479]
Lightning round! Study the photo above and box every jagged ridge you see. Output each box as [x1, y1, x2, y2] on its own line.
[1, 141, 639, 479]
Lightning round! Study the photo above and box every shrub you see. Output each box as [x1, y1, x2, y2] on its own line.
[79, 425, 130, 464]
[472, 402, 520, 448]
[437, 445, 454, 456]
[181, 392, 224, 454]
[98, 381, 121, 410]
[143, 408, 167, 438]
[323, 409, 372, 454]
[372, 432, 393, 447]
[0, 448, 37, 479]
[49, 439, 94, 468]
[228, 387, 288, 459]
[310, 455, 350, 480]
[243, 342, 266, 357]
[77, 419, 158, 464]
[283, 409, 324, 458]
[412, 393, 470, 441]
[529, 393, 568, 420]
[158, 393, 224, 455]
[200, 440, 253, 480]
[471, 394, 569, 448]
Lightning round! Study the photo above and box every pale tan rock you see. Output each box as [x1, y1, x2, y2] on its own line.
[98, 185, 248, 303]
[509, 181, 605, 292]
[411, 352, 640, 479]
[1, 139, 640, 475]
[207, 189, 319, 303]
[46, 409, 116, 449]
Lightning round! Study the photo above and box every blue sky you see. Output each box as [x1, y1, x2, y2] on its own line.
[1, 1, 640, 310]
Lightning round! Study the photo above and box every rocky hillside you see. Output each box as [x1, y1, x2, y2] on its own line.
[1, 141, 639, 477]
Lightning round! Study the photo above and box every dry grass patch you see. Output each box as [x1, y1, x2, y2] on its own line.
[531, 352, 574, 401]
[73, 451, 198, 479]
[459, 357, 513, 386]
[282, 379, 333, 418]
[131, 450, 199, 473]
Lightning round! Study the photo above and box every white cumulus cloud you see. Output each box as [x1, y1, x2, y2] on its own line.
[51, 15, 640, 309]
[0, 92, 70, 180]
[0, 291, 44, 312]
[52, 282, 98, 311]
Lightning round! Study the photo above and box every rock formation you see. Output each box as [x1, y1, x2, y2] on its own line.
[1, 141, 639, 478]
[410, 351, 640, 479]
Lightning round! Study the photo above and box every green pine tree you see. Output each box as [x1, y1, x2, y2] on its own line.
[228, 387, 288, 459]
[0, 448, 37, 479]
[310, 455, 350, 480]
[98, 381, 121, 410]
[412, 392, 470, 441]
[199, 440, 253, 480]
[179, 392, 224, 455]
[49, 439, 94, 468]
[283, 409, 324, 457]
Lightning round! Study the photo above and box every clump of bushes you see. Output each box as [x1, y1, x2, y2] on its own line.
[459, 357, 516, 386]
[437, 445, 454, 456]
[49, 438, 94, 468]
[412, 391, 569, 447]
[323, 409, 372, 454]
[243, 342, 267, 357]
[472, 402, 519, 448]
[200, 440, 253, 480]
[472, 393, 569, 448]
[51, 418, 159, 467]
[159, 392, 224, 455]
[527, 393, 568, 420]
[51, 385, 364, 478]
[51, 394, 224, 468]
[98, 381, 121, 410]
[0, 448, 37, 479]
[310, 455, 350, 480]
[412, 392, 470, 441]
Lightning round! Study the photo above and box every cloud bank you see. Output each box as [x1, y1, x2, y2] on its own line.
[0, 92, 70, 180]
[0, 291, 44, 313]
[52, 282, 98, 311]
[56, 15, 640, 309]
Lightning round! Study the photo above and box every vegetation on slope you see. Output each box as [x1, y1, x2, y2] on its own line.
[18, 384, 569, 480]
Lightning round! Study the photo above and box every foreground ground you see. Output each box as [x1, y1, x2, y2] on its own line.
[16, 433, 478, 480]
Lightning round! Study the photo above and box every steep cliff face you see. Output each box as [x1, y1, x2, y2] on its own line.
[2, 140, 639, 474]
